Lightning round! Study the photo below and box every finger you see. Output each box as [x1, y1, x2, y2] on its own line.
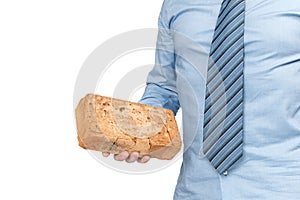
[137, 155, 151, 163]
[126, 152, 139, 163]
[102, 152, 110, 157]
[114, 151, 130, 161]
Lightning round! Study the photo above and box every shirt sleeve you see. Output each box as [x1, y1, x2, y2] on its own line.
[139, 0, 180, 115]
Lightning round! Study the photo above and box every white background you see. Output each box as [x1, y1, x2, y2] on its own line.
[0, 1, 182, 199]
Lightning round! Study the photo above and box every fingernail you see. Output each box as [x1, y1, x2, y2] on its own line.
[102, 152, 109, 157]
[141, 156, 148, 163]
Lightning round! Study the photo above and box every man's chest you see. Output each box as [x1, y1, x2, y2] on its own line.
[170, 0, 300, 58]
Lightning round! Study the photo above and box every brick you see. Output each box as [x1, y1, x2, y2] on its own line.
[75, 94, 182, 160]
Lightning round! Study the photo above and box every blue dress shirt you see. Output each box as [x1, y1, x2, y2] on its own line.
[140, 0, 300, 199]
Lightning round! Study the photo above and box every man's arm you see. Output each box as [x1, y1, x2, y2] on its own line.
[104, 0, 179, 163]
[139, 0, 179, 114]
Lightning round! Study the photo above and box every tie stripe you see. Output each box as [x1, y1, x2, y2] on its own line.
[204, 62, 243, 126]
[211, 130, 243, 165]
[212, 3, 245, 48]
[204, 101, 243, 153]
[213, 0, 245, 36]
[203, 0, 245, 174]
[206, 51, 243, 103]
[205, 117, 243, 159]
[204, 84, 243, 137]
[206, 46, 243, 91]
[210, 24, 244, 61]
[215, 141, 243, 173]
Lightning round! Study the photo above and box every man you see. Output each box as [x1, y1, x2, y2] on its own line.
[104, 0, 300, 199]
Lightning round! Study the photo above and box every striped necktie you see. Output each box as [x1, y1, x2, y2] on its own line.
[203, 0, 245, 175]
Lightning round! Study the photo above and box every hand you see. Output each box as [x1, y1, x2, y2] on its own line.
[102, 151, 151, 163]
